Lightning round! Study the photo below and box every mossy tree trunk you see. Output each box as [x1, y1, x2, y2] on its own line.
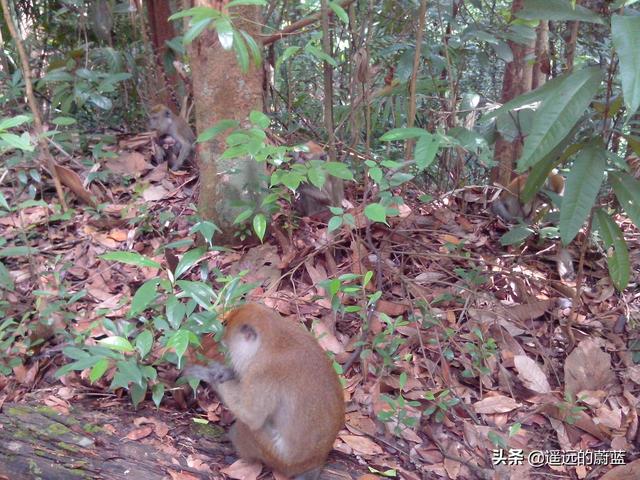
[190, 1, 264, 245]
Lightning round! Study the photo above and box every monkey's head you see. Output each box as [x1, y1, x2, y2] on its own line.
[222, 305, 266, 373]
[148, 104, 173, 133]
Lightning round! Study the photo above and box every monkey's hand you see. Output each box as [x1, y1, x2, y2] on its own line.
[183, 362, 236, 385]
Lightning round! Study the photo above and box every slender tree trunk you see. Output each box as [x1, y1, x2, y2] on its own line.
[491, 0, 534, 185]
[144, 0, 179, 108]
[190, 1, 264, 244]
[532, 20, 549, 89]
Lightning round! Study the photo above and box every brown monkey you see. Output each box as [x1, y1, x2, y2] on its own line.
[491, 173, 565, 222]
[148, 104, 196, 170]
[183, 303, 344, 480]
[292, 141, 344, 216]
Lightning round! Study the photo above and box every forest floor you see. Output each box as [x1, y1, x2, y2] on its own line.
[1, 136, 640, 480]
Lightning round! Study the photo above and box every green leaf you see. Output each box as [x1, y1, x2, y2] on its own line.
[166, 295, 186, 330]
[99, 336, 135, 352]
[380, 128, 427, 141]
[116, 358, 143, 387]
[184, 18, 214, 44]
[152, 383, 165, 408]
[169, 6, 221, 21]
[135, 330, 153, 359]
[62, 347, 90, 360]
[176, 280, 216, 309]
[414, 133, 440, 170]
[240, 30, 262, 67]
[249, 110, 270, 129]
[612, 15, 640, 117]
[499, 226, 535, 246]
[610, 172, 640, 229]
[51, 116, 77, 126]
[233, 30, 249, 72]
[276, 46, 301, 70]
[197, 119, 239, 142]
[130, 382, 147, 407]
[0, 246, 37, 257]
[304, 44, 337, 67]
[0, 115, 31, 131]
[216, 18, 234, 49]
[559, 143, 605, 245]
[0, 262, 14, 291]
[327, 215, 343, 232]
[519, 66, 603, 171]
[253, 213, 267, 241]
[89, 358, 109, 383]
[0, 132, 34, 151]
[594, 209, 630, 291]
[174, 247, 205, 279]
[166, 329, 191, 359]
[364, 203, 388, 224]
[100, 251, 161, 268]
[54, 356, 102, 378]
[227, 0, 267, 6]
[130, 279, 161, 316]
[328, 1, 349, 23]
[518, 0, 604, 24]
[324, 162, 354, 180]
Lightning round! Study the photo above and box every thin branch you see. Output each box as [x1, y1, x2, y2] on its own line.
[1, 0, 67, 210]
[405, 0, 428, 160]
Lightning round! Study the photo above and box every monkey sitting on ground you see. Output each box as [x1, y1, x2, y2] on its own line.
[182, 303, 344, 480]
[291, 141, 344, 217]
[148, 104, 196, 171]
[491, 172, 565, 223]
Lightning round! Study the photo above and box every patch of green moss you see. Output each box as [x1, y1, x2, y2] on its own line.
[56, 441, 79, 452]
[192, 422, 225, 439]
[47, 422, 71, 436]
[82, 423, 103, 434]
[27, 458, 43, 477]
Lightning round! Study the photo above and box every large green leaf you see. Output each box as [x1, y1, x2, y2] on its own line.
[559, 143, 606, 245]
[610, 172, 640, 230]
[612, 15, 640, 117]
[518, 0, 604, 24]
[594, 209, 630, 291]
[519, 67, 603, 171]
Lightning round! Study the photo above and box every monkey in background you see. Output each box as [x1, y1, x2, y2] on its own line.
[148, 104, 196, 171]
[182, 303, 344, 480]
[292, 141, 344, 216]
[491, 172, 565, 223]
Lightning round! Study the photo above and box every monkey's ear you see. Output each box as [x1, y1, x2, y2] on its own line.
[239, 324, 257, 341]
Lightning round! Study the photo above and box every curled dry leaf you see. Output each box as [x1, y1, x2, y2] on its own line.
[340, 434, 384, 456]
[125, 425, 153, 440]
[564, 337, 616, 397]
[513, 355, 551, 394]
[473, 395, 520, 414]
[220, 459, 262, 480]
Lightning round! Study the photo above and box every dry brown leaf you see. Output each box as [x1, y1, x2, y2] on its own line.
[142, 184, 169, 202]
[311, 320, 344, 355]
[505, 299, 552, 322]
[375, 300, 408, 317]
[513, 355, 551, 394]
[12, 361, 39, 386]
[54, 164, 97, 206]
[600, 458, 640, 480]
[564, 338, 616, 397]
[220, 459, 262, 480]
[167, 469, 202, 480]
[125, 425, 153, 440]
[473, 395, 520, 414]
[340, 434, 384, 455]
[106, 151, 150, 176]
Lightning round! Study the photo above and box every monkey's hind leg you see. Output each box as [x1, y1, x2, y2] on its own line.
[228, 421, 263, 461]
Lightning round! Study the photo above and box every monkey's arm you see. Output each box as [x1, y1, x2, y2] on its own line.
[183, 362, 236, 384]
[216, 375, 279, 431]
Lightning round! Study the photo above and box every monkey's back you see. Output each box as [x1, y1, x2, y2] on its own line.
[226, 304, 345, 476]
